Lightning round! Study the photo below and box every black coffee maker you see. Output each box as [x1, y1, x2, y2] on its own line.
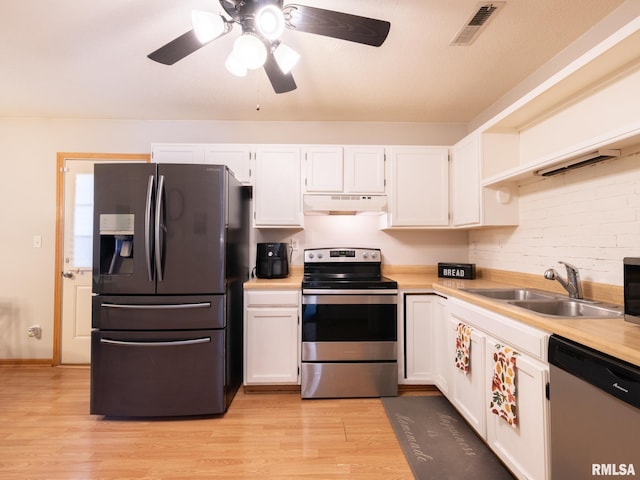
[256, 243, 290, 279]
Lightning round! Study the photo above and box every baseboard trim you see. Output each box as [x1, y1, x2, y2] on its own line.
[0, 358, 54, 367]
[244, 385, 301, 394]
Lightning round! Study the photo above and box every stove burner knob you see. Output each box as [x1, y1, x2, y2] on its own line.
[371, 252, 378, 259]
[363, 252, 369, 259]
[317, 253, 323, 259]
[308, 253, 314, 259]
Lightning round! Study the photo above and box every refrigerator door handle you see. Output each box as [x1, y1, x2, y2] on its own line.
[155, 174, 165, 282]
[99, 302, 212, 310]
[144, 175, 155, 282]
[100, 337, 211, 347]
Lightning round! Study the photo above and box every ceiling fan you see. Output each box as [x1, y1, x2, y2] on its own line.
[147, 0, 391, 94]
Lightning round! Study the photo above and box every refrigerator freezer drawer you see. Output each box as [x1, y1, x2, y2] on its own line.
[92, 295, 225, 330]
[90, 329, 227, 416]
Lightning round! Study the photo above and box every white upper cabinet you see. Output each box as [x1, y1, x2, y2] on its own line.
[451, 134, 481, 226]
[151, 143, 205, 164]
[204, 144, 253, 185]
[152, 143, 252, 184]
[450, 132, 519, 227]
[303, 146, 385, 194]
[383, 146, 449, 227]
[253, 145, 303, 228]
[303, 146, 344, 192]
[344, 146, 386, 193]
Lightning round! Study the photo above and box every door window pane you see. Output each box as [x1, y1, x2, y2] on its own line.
[72, 173, 94, 268]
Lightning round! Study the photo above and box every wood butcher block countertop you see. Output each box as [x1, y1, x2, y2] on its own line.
[245, 265, 640, 367]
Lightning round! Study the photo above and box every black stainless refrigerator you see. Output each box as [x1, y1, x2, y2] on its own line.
[90, 163, 249, 417]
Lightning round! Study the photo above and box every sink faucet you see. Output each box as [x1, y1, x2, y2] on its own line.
[544, 261, 583, 299]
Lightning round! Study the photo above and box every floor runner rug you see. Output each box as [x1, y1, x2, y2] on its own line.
[382, 395, 515, 479]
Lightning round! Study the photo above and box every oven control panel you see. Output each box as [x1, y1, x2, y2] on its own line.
[304, 248, 381, 263]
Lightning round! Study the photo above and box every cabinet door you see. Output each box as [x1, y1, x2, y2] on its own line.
[204, 144, 253, 185]
[245, 307, 299, 384]
[151, 144, 205, 164]
[433, 295, 451, 395]
[386, 147, 449, 226]
[403, 294, 435, 384]
[451, 133, 481, 226]
[253, 146, 302, 228]
[485, 337, 550, 480]
[344, 146, 386, 193]
[448, 315, 487, 438]
[304, 146, 343, 192]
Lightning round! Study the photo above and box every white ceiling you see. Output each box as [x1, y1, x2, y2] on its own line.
[0, 0, 626, 123]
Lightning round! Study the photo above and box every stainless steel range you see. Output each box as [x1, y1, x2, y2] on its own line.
[301, 248, 398, 399]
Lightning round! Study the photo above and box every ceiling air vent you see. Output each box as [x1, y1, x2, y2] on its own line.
[536, 149, 621, 177]
[450, 2, 505, 46]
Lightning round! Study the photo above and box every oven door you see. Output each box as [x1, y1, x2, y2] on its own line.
[301, 292, 397, 361]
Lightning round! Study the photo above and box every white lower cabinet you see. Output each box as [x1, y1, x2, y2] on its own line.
[447, 314, 488, 437]
[443, 297, 550, 480]
[244, 290, 300, 385]
[401, 293, 436, 384]
[433, 294, 451, 395]
[485, 334, 550, 480]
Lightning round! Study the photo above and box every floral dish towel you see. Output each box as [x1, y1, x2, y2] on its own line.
[455, 323, 472, 374]
[489, 343, 519, 427]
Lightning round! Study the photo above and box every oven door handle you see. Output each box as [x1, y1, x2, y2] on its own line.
[302, 294, 397, 305]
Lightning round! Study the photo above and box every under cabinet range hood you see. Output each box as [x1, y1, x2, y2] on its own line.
[535, 149, 621, 177]
[303, 194, 388, 215]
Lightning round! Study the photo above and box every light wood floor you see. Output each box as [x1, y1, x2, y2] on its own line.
[0, 366, 430, 480]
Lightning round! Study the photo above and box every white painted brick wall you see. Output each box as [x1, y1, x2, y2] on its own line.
[469, 151, 640, 286]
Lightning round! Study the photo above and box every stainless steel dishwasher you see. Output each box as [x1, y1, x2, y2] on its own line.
[548, 335, 640, 478]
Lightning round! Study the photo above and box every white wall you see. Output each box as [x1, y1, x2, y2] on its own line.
[469, 151, 640, 286]
[254, 216, 468, 267]
[0, 117, 466, 360]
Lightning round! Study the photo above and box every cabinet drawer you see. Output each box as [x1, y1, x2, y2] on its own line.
[245, 290, 299, 307]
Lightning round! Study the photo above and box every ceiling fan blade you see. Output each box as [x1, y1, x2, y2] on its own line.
[264, 51, 297, 94]
[148, 30, 216, 65]
[284, 4, 390, 47]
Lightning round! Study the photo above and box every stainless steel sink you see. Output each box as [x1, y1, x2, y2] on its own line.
[508, 300, 623, 318]
[461, 288, 559, 301]
[460, 287, 623, 318]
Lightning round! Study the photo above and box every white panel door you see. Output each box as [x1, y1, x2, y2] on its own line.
[60, 160, 101, 364]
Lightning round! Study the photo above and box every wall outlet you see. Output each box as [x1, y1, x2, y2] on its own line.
[32, 235, 42, 248]
[27, 325, 42, 339]
[291, 238, 299, 250]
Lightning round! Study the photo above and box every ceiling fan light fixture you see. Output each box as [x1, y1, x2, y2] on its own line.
[191, 11, 227, 43]
[233, 33, 267, 70]
[273, 43, 300, 74]
[225, 52, 248, 77]
[255, 5, 285, 40]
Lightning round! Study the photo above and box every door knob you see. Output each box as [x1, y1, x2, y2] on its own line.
[62, 271, 74, 279]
